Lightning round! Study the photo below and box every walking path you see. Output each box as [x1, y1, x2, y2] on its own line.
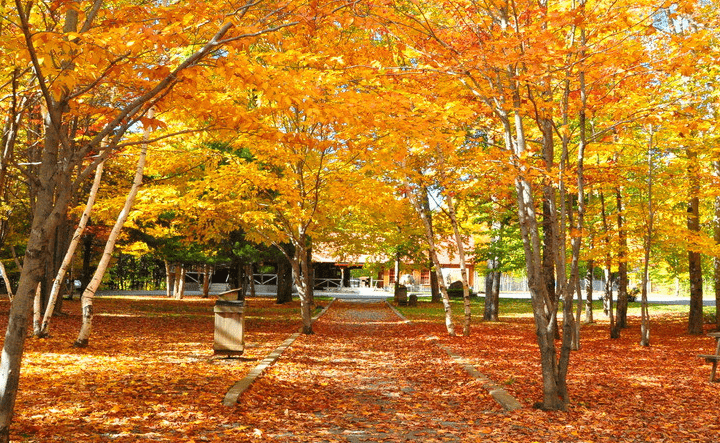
[229, 300, 515, 442]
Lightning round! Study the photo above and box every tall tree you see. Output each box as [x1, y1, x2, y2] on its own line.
[0, 1, 298, 438]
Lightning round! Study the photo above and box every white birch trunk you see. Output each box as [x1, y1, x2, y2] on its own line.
[445, 194, 472, 336]
[32, 284, 41, 337]
[165, 260, 172, 297]
[404, 179, 455, 336]
[37, 161, 104, 337]
[74, 109, 153, 347]
[175, 265, 186, 299]
[0, 262, 13, 301]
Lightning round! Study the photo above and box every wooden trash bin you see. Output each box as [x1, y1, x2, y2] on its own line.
[395, 285, 408, 305]
[213, 299, 245, 355]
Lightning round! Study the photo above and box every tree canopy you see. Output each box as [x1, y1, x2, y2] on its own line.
[2, 0, 720, 434]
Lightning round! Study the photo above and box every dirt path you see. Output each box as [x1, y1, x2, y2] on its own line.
[233, 300, 504, 442]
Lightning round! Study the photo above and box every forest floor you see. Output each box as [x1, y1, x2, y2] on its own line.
[1, 295, 719, 442]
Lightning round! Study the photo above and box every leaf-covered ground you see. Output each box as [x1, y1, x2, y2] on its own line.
[399, 300, 720, 442]
[1, 296, 301, 442]
[2, 295, 720, 441]
[236, 300, 502, 441]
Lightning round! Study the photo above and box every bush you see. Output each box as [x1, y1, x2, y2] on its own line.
[627, 287, 640, 303]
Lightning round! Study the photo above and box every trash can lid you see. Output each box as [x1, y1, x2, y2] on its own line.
[215, 299, 245, 307]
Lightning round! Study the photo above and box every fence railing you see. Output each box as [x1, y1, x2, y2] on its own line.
[313, 278, 342, 290]
[253, 274, 277, 285]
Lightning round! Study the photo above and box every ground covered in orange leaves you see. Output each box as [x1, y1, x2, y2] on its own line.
[403, 300, 720, 442]
[2, 295, 719, 442]
[2, 296, 301, 442]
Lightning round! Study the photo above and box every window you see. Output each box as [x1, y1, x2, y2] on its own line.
[421, 270, 430, 285]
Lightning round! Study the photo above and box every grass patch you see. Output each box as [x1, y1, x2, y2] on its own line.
[394, 296, 716, 323]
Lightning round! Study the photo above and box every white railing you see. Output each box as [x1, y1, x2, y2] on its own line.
[314, 278, 342, 290]
[254, 274, 277, 285]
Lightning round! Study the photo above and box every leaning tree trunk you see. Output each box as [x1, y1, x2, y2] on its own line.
[75, 111, 152, 347]
[32, 284, 42, 336]
[38, 161, 104, 338]
[0, 262, 12, 301]
[405, 181, 455, 336]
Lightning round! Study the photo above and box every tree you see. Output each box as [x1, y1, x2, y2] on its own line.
[0, 1, 298, 438]
[474, 200, 525, 321]
[375, 0, 672, 410]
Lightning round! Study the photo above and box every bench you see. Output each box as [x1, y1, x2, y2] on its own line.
[698, 332, 720, 382]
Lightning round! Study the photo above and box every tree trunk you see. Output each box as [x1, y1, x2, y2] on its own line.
[174, 265, 186, 300]
[276, 247, 294, 304]
[599, 191, 618, 338]
[640, 130, 656, 347]
[38, 162, 104, 337]
[687, 149, 703, 335]
[75, 109, 153, 347]
[484, 263, 500, 322]
[173, 264, 182, 297]
[306, 242, 314, 307]
[33, 284, 42, 337]
[616, 188, 629, 328]
[509, 98, 568, 410]
[484, 217, 502, 322]
[0, 108, 74, 441]
[572, 271, 582, 350]
[164, 261, 173, 298]
[202, 264, 212, 298]
[406, 182, 455, 336]
[81, 233, 93, 291]
[289, 241, 313, 334]
[445, 194, 472, 336]
[714, 161, 720, 330]
[584, 260, 594, 324]
[423, 191, 441, 304]
[0, 261, 12, 301]
[393, 253, 401, 302]
[246, 264, 256, 298]
[429, 257, 440, 303]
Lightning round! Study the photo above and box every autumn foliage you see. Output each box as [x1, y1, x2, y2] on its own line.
[3, 0, 720, 439]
